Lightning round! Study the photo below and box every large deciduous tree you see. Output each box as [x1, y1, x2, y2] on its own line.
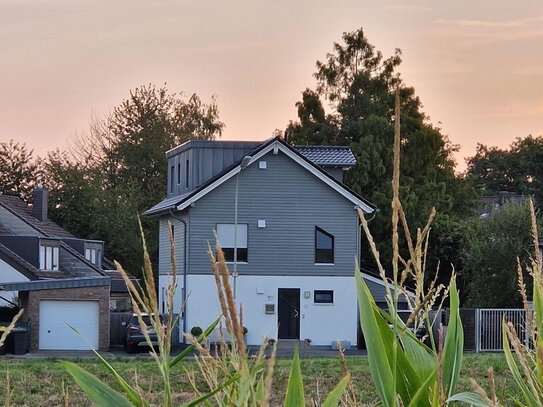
[466, 135, 543, 207]
[44, 84, 224, 276]
[285, 28, 475, 280]
[460, 202, 537, 307]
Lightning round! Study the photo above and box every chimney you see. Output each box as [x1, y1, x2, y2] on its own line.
[32, 186, 48, 221]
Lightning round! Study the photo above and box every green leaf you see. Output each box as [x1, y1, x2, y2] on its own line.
[170, 315, 221, 368]
[407, 371, 436, 407]
[67, 324, 148, 407]
[502, 321, 540, 406]
[355, 267, 396, 407]
[284, 349, 305, 407]
[321, 375, 350, 407]
[447, 392, 489, 406]
[442, 277, 464, 398]
[62, 361, 133, 407]
[181, 374, 240, 407]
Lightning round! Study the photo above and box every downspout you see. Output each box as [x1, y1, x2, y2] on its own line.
[169, 208, 188, 346]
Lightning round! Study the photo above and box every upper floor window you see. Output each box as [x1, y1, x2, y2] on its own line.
[170, 165, 175, 194]
[216, 223, 248, 262]
[85, 244, 102, 267]
[185, 159, 190, 189]
[177, 163, 181, 185]
[315, 226, 334, 264]
[40, 243, 59, 271]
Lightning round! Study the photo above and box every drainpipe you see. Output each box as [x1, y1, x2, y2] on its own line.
[169, 209, 188, 346]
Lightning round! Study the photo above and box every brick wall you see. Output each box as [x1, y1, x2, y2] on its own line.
[22, 285, 110, 351]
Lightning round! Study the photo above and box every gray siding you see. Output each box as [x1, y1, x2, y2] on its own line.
[158, 215, 187, 275]
[186, 150, 359, 277]
[166, 141, 258, 197]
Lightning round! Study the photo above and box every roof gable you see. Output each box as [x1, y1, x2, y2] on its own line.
[174, 138, 375, 213]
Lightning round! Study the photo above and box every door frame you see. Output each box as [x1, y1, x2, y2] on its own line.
[277, 288, 300, 339]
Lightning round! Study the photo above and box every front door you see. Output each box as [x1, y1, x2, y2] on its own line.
[277, 288, 300, 339]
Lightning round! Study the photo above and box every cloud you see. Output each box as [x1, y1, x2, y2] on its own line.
[435, 15, 543, 29]
[386, 4, 432, 13]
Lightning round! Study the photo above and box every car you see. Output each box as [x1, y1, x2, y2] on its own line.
[125, 313, 166, 353]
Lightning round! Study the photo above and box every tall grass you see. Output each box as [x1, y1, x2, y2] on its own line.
[354, 84, 465, 406]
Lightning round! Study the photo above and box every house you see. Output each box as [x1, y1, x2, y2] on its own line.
[0, 188, 132, 352]
[145, 137, 406, 348]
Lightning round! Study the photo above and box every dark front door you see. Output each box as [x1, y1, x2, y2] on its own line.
[278, 288, 300, 339]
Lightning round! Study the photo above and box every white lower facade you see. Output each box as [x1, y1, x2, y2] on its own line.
[0, 258, 30, 306]
[159, 273, 358, 347]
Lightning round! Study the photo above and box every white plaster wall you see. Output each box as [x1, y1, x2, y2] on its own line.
[184, 274, 358, 347]
[158, 274, 185, 343]
[0, 258, 30, 306]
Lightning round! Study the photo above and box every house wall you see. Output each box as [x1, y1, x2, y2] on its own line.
[0, 236, 39, 268]
[0, 258, 30, 306]
[22, 285, 110, 351]
[184, 274, 358, 346]
[166, 141, 259, 197]
[186, 150, 360, 277]
[158, 215, 187, 276]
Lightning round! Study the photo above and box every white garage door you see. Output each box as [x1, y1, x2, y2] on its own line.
[39, 300, 99, 350]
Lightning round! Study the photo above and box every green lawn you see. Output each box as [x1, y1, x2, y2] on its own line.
[0, 354, 514, 406]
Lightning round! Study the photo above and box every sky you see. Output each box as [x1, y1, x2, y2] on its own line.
[1, 0, 543, 171]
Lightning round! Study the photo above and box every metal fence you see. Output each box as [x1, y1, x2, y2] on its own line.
[475, 308, 531, 352]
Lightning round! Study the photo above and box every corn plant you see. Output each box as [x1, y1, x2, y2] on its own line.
[355, 84, 465, 406]
[64, 220, 351, 406]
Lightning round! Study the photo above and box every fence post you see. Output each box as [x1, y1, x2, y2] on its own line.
[475, 308, 480, 353]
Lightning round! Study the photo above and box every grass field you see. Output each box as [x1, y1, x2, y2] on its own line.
[0, 353, 514, 406]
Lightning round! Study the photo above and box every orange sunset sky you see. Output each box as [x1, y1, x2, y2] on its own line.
[1, 0, 543, 171]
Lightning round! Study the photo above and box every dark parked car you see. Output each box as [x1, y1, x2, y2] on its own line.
[125, 314, 165, 353]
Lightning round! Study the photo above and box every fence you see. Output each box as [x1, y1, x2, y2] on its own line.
[109, 312, 180, 347]
[475, 308, 531, 352]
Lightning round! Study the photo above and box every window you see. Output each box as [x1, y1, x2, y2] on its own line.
[177, 163, 181, 185]
[315, 226, 334, 264]
[170, 165, 174, 194]
[314, 290, 334, 304]
[185, 159, 190, 189]
[85, 244, 103, 267]
[39, 243, 59, 270]
[216, 223, 248, 262]
[170, 224, 175, 241]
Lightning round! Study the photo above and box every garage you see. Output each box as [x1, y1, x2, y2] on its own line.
[39, 300, 99, 350]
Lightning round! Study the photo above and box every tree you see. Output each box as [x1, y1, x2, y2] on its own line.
[466, 135, 543, 207]
[0, 140, 40, 201]
[460, 202, 537, 307]
[44, 84, 224, 276]
[284, 28, 475, 278]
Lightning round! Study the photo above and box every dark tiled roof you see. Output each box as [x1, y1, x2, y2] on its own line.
[0, 195, 74, 238]
[145, 194, 190, 216]
[0, 223, 13, 236]
[293, 146, 356, 167]
[0, 243, 39, 280]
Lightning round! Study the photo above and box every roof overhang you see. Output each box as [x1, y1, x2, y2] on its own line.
[0, 276, 110, 292]
[175, 139, 375, 213]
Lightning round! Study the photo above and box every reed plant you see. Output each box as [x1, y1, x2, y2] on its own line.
[354, 84, 465, 406]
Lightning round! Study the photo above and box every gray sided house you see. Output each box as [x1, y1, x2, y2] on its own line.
[146, 137, 406, 348]
[0, 189, 132, 352]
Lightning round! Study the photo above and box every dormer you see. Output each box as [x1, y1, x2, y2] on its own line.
[165, 140, 260, 197]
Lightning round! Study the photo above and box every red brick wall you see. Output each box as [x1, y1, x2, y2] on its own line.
[22, 285, 109, 351]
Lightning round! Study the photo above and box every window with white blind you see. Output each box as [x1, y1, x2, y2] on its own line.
[85, 246, 102, 267]
[39, 244, 59, 271]
[216, 224, 248, 262]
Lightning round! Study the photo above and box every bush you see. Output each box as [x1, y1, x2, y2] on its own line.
[190, 326, 203, 337]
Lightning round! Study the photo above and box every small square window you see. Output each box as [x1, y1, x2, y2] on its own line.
[314, 290, 333, 304]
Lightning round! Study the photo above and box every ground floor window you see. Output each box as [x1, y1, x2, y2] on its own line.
[314, 290, 334, 304]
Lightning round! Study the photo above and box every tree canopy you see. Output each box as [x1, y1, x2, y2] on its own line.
[0, 140, 40, 201]
[285, 28, 475, 277]
[43, 84, 224, 276]
[466, 135, 543, 207]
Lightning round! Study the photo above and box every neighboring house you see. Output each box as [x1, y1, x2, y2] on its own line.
[478, 191, 529, 218]
[0, 188, 132, 351]
[145, 137, 407, 348]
